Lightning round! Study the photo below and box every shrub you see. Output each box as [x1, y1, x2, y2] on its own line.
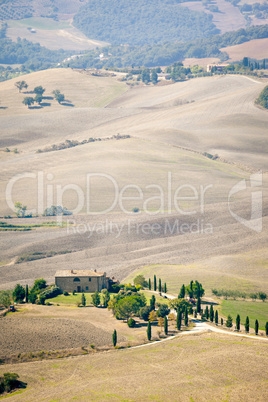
[156, 303, 170, 318]
[127, 318, 136, 328]
[226, 315, 233, 328]
[0, 372, 20, 394]
[13, 284, 25, 302]
[63, 291, 69, 296]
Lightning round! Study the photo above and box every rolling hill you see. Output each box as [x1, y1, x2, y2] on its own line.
[0, 69, 267, 295]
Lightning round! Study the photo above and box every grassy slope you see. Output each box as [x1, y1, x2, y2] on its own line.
[220, 299, 268, 330]
[0, 332, 267, 401]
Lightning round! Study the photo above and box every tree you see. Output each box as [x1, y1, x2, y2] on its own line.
[215, 310, 218, 325]
[141, 69, 150, 84]
[148, 278, 151, 290]
[221, 318, 223, 326]
[53, 89, 65, 104]
[205, 305, 209, 320]
[158, 278, 162, 293]
[25, 284, 28, 303]
[164, 316, 168, 335]
[91, 291, 100, 307]
[184, 306, 188, 326]
[134, 275, 148, 288]
[34, 86, 45, 96]
[22, 97, 34, 108]
[265, 322, 268, 336]
[0, 290, 12, 308]
[13, 284, 25, 302]
[139, 305, 151, 321]
[14, 201, 27, 217]
[158, 317, 164, 331]
[178, 284, 185, 299]
[169, 298, 191, 312]
[255, 319, 259, 335]
[151, 70, 158, 84]
[164, 283, 167, 293]
[34, 94, 43, 105]
[150, 295, 156, 311]
[258, 292, 267, 302]
[112, 329, 117, 347]
[147, 321, 151, 341]
[226, 315, 233, 328]
[149, 310, 157, 322]
[156, 303, 170, 318]
[115, 295, 145, 320]
[236, 314, 240, 331]
[15, 80, 28, 92]
[245, 316, 249, 333]
[153, 275, 157, 291]
[196, 296, 201, 313]
[176, 311, 182, 330]
[101, 289, 110, 308]
[81, 293, 86, 307]
[209, 305, 214, 322]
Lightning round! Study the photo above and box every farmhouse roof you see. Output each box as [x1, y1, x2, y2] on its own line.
[55, 270, 106, 277]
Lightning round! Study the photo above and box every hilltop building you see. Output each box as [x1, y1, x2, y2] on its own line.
[55, 270, 118, 293]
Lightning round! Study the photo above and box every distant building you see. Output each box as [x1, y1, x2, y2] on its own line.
[207, 63, 230, 73]
[55, 269, 118, 293]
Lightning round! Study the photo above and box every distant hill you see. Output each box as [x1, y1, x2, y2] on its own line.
[73, 0, 220, 45]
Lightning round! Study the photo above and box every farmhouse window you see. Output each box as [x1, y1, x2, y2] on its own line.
[86, 286, 89, 290]
[73, 277, 80, 282]
[89, 278, 91, 281]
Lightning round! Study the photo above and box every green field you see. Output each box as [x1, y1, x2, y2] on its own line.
[8, 17, 70, 30]
[221, 300, 268, 330]
[49, 293, 94, 305]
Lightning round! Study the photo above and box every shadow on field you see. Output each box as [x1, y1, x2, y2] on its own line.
[0, 106, 7, 109]
[43, 96, 53, 100]
[40, 102, 51, 107]
[62, 102, 74, 107]
[29, 106, 42, 109]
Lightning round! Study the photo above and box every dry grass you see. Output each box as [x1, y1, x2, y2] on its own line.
[6, 19, 108, 51]
[182, 0, 247, 33]
[221, 38, 268, 62]
[1, 332, 267, 401]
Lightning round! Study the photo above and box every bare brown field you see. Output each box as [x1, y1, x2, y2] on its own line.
[183, 57, 221, 67]
[7, 26, 107, 51]
[1, 332, 267, 401]
[221, 38, 268, 62]
[182, 0, 247, 33]
[0, 303, 154, 357]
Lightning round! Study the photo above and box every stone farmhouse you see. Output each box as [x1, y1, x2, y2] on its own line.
[55, 269, 118, 293]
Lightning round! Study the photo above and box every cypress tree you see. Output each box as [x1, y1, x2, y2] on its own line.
[255, 319, 259, 335]
[215, 310, 218, 325]
[159, 278, 162, 293]
[178, 284, 185, 299]
[153, 275, 157, 291]
[265, 322, 268, 336]
[245, 316, 249, 333]
[81, 293, 86, 307]
[112, 329, 117, 347]
[226, 315, 233, 328]
[148, 278, 151, 290]
[147, 321, 151, 341]
[176, 311, 181, 330]
[196, 296, 201, 313]
[209, 305, 214, 322]
[150, 295, 156, 311]
[164, 316, 168, 335]
[164, 282, 167, 293]
[221, 318, 223, 326]
[236, 314, 240, 331]
[205, 305, 209, 320]
[25, 284, 28, 303]
[184, 306, 188, 326]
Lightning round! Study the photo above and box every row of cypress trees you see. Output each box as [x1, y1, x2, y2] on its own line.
[148, 275, 167, 293]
